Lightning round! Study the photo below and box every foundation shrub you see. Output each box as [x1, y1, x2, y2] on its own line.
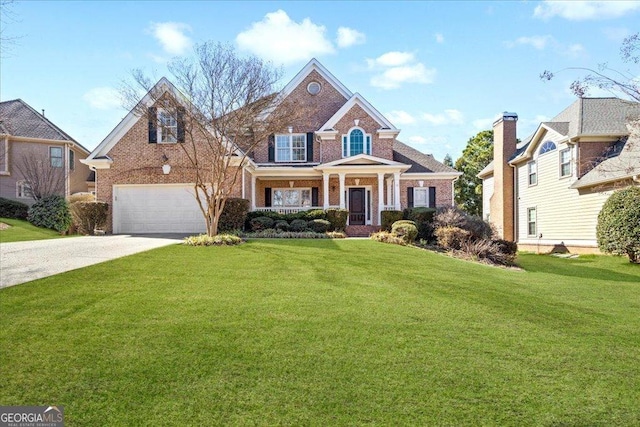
[70, 201, 108, 235]
[184, 234, 243, 246]
[326, 208, 348, 231]
[391, 220, 418, 244]
[250, 216, 275, 232]
[219, 198, 250, 232]
[404, 207, 436, 241]
[274, 220, 290, 231]
[597, 186, 640, 263]
[289, 219, 309, 232]
[0, 198, 29, 219]
[308, 219, 330, 233]
[381, 210, 403, 231]
[434, 226, 470, 250]
[27, 195, 72, 233]
[371, 231, 406, 246]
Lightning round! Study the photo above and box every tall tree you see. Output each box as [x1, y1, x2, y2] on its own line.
[443, 153, 453, 168]
[123, 42, 301, 236]
[454, 130, 493, 217]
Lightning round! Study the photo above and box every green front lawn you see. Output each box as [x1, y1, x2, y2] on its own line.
[0, 217, 65, 243]
[1, 240, 639, 425]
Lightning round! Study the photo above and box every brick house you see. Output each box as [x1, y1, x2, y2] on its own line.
[479, 98, 640, 253]
[83, 59, 460, 234]
[0, 99, 93, 205]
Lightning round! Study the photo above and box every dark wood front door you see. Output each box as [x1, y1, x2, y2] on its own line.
[349, 188, 366, 225]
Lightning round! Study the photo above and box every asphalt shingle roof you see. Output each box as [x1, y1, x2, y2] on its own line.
[392, 140, 458, 173]
[0, 99, 77, 142]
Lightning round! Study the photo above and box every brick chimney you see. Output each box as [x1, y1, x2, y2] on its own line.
[490, 112, 517, 241]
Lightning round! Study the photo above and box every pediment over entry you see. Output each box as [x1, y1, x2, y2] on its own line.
[315, 154, 410, 174]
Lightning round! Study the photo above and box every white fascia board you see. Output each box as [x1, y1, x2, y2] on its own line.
[319, 93, 397, 132]
[80, 157, 113, 169]
[316, 129, 339, 140]
[377, 129, 400, 139]
[316, 164, 411, 174]
[317, 153, 405, 168]
[400, 172, 462, 180]
[251, 167, 322, 178]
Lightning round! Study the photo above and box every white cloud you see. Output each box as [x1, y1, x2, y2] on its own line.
[423, 109, 464, 126]
[472, 118, 494, 130]
[149, 22, 193, 55]
[602, 27, 631, 42]
[534, 1, 640, 20]
[435, 33, 444, 43]
[386, 110, 416, 125]
[83, 87, 122, 110]
[236, 10, 335, 65]
[562, 43, 586, 58]
[371, 64, 436, 89]
[505, 35, 553, 50]
[368, 51, 415, 68]
[336, 27, 366, 48]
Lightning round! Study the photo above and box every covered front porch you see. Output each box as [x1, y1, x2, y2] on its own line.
[247, 154, 410, 226]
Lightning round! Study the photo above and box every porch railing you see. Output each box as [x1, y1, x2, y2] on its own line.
[253, 206, 320, 215]
[382, 205, 398, 211]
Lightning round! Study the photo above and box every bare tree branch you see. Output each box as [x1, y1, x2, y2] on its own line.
[15, 147, 66, 200]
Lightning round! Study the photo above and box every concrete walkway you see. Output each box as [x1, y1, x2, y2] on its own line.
[0, 234, 183, 289]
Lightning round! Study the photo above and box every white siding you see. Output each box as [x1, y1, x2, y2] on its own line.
[516, 137, 612, 246]
[482, 175, 493, 221]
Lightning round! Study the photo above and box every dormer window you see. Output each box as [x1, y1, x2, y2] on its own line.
[342, 128, 371, 157]
[539, 140, 556, 155]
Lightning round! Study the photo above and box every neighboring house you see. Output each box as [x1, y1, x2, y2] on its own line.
[479, 98, 640, 253]
[0, 99, 93, 205]
[83, 59, 460, 235]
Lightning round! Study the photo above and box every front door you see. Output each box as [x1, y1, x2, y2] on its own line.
[349, 188, 366, 225]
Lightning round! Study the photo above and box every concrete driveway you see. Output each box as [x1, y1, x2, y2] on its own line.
[0, 234, 184, 289]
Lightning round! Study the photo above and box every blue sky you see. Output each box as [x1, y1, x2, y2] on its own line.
[2, 1, 639, 162]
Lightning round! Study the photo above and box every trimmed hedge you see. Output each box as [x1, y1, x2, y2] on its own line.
[70, 201, 108, 235]
[290, 219, 309, 232]
[326, 208, 348, 232]
[219, 198, 250, 232]
[405, 207, 436, 241]
[597, 186, 640, 263]
[0, 197, 29, 219]
[308, 219, 330, 233]
[391, 220, 418, 244]
[381, 210, 403, 231]
[27, 195, 72, 233]
[250, 216, 275, 232]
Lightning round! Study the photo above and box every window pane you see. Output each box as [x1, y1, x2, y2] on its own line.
[291, 134, 306, 161]
[414, 188, 427, 206]
[159, 110, 177, 143]
[284, 190, 300, 206]
[276, 135, 291, 161]
[301, 190, 311, 207]
[350, 129, 364, 156]
[272, 190, 284, 206]
[50, 147, 63, 168]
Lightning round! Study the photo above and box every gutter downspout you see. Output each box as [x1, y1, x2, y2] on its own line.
[451, 176, 459, 206]
[510, 161, 518, 244]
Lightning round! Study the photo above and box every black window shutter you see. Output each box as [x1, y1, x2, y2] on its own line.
[429, 187, 436, 208]
[268, 134, 275, 162]
[311, 187, 319, 207]
[148, 107, 157, 143]
[265, 188, 272, 207]
[177, 106, 185, 143]
[407, 187, 414, 208]
[306, 132, 314, 162]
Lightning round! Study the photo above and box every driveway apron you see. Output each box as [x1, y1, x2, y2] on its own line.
[0, 235, 182, 289]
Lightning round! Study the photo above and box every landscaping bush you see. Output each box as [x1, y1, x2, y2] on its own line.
[250, 216, 275, 232]
[243, 230, 330, 239]
[219, 198, 250, 232]
[184, 234, 243, 246]
[434, 226, 470, 250]
[308, 219, 330, 233]
[274, 220, 290, 231]
[303, 209, 326, 220]
[405, 207, 436, 241]
[27, 195, 72, 233]
[326, 208, 348, 231]
[597, 186, 640, 263]
[493, 239, 518, 261]
[68, 193, 95, 203]
[371, 230, 407, 246]
[391, 220, 418, 244]
[381, 210, 403, 231]
[325, 231, 347, 239]
[433, 207, 493, 241]
[289, 219, 309, 232]
[0, 197, 28, 219]
[69, 201, 108, 235]
[458, 239, 515, 265]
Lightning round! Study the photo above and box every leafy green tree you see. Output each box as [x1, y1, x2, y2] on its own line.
[597, 186, 640, 263]
[454, 130, 493, 217]
[443, 153, 453, 168]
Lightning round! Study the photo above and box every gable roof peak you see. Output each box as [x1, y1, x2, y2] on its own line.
[280, 58, 352, 100]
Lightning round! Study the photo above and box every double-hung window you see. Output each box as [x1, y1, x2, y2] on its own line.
[50, 147, 63, 168]
[528, 161, 537, 186]
[342, 128, 371, 157]
[559, 148, 571, 177]
[17, 180, 33, 199]
[414, 188, 429, 207]
[69, 149, 75, 171]
[527, 207, 537, 237]
[158, 109, 178, 143]
[275, 134, 306, 162]
[272, 188, 312, 207]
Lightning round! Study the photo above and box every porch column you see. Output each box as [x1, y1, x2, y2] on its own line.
[393, 172, 401, 210]
[386, 178, 392, 206]
[323, 172, 330, 209]
[338, 173, 346, 209]
[251, 174, 257, 210]
[377, 173, 385, 226]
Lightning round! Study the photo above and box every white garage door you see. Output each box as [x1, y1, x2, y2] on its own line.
[113, 185, 207, 234]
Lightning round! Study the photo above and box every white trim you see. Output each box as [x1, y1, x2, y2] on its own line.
[319, 93, 398, 134]
[527, 160, 537, 186]
[275, 133, 307, 162]
[49, 146, 63, 168]
[271, 187, 313, 208]
[0, 137, 8, 174]
[400, 172, 462, 180]
[526, 207, 537, 237]
[413, 187, 431, 208]
[157, 107, 178, 144]
[16, 180, 32, 199]
[559, 147, 572, 178]
[342, 126, 371, 157]
[280, 58, 352, 101]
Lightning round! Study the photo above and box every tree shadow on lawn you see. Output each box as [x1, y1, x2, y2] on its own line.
[517, 254, 640, 283]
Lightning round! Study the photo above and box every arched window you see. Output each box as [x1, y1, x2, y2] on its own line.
[342, 128, 371, 157]
[539, 140, 556, 155]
